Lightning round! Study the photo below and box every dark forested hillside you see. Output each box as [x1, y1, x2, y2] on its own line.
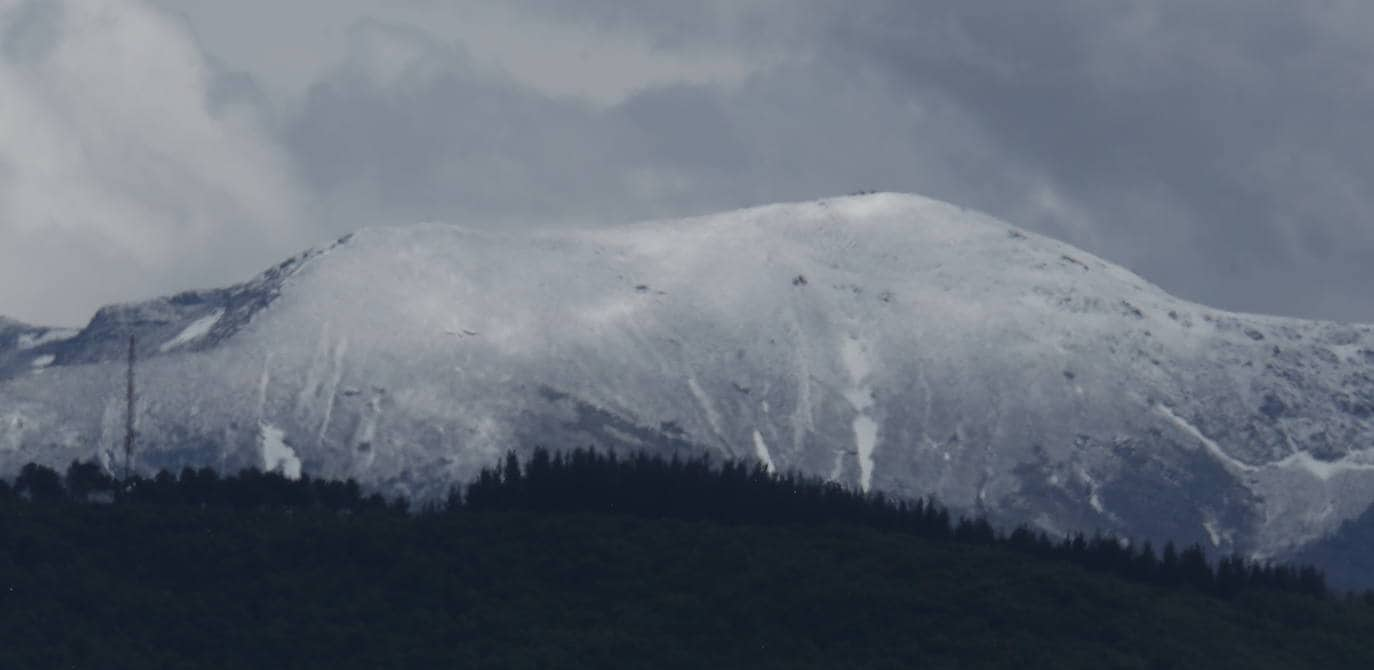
[1, 452, 1373, 669]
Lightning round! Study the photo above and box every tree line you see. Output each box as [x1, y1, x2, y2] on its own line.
[0, 448, 1338, 602]
[463, 448, 1332, 601]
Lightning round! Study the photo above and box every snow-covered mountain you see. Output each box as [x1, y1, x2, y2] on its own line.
[4, 193, 1374, 579]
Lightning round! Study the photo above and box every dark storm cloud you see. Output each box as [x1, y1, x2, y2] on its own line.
[814, 1, 1374, 319]
[283, 18, 1022, 230]
[504, 0, 1374, 321]
[284, 20, 642, 226]
[6, 1, 1374, 325]
[0, 0, 311, 326]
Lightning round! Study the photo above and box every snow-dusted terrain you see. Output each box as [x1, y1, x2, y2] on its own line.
[3, 193, 1374, 580]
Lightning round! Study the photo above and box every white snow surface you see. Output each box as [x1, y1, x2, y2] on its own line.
[1154, 403, 1257, 474]
[3, 193, 1374, 567]
[1275, 449, 1374, 482]
[259, 423, 301, 480]
[753, 430, 776, 473]
[1203, 517, 1223, 547]
[159, 310, 224, 352]
[16, 329, 76, 350]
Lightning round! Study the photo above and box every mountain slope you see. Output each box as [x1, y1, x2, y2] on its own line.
[3, 193, 1373, 577]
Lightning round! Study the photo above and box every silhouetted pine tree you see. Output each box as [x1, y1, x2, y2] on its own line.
[0, 451, 1341, 604]
[14, 463, 63, 503]
[64, 460, 116, 501]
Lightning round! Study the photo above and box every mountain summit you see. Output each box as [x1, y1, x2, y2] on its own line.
[3, 193, 1373, 576]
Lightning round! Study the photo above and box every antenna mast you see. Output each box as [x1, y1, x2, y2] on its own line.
[124, 334, 136, 481]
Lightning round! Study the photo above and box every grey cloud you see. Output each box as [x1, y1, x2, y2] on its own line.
[205, 63, 273, 119]
[500, 0, 1374, 322]
[1, 0, 61, 63]
[824, 2, 1374, 319]
[500, 0, 795, 51]
[283, 18, 1052, 240]
[8, 0, 1374, 326]
[614, 85, 748, 172]
[0, 0, 313, 326]
[285, 20, 628, 227]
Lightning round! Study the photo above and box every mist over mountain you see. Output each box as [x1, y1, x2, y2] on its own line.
[3, 193, 1373, 582]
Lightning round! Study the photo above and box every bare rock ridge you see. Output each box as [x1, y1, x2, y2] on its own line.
[3, 193, 1373, 582]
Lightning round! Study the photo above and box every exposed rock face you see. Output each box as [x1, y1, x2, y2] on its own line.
[3, 194, 1374, 580]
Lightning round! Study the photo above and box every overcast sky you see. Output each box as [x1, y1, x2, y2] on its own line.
[2, 0, 1373, 326]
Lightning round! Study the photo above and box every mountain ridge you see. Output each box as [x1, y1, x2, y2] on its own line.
[3, 193, 1373, 580]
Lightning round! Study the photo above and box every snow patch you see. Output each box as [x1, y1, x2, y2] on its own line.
[1200, 512, 1236, 548]
[1154, 403, 1256, 473]
[687, 376, 726, 440]
[828, 449, 847, 481]
[160, 310, 224, 352]
[1156, 403, 1374, 482]
[840, 337, 878, 492]
[256, 353, 273, 420]
[0, 412, 25, 451]
[30, 355, 54, 368]
[16, 329, 76, 350]
[852, 417, 878, 490]
[259, 423, 301, 480]
[1202, 518, 1222, 547]
[1275, 449, 1374, 482]
[752, 429, 776, 473]
[1074, 465, 1110, 517]
[317, 339, 349, 445]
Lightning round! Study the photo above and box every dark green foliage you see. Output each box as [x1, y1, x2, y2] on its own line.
[0, 453, 1369, 668]
[13, 463, 63, 503]
[464, 449, 957, 539]
[463, 448, 1328, 601]
[63, 461, 116, 501]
